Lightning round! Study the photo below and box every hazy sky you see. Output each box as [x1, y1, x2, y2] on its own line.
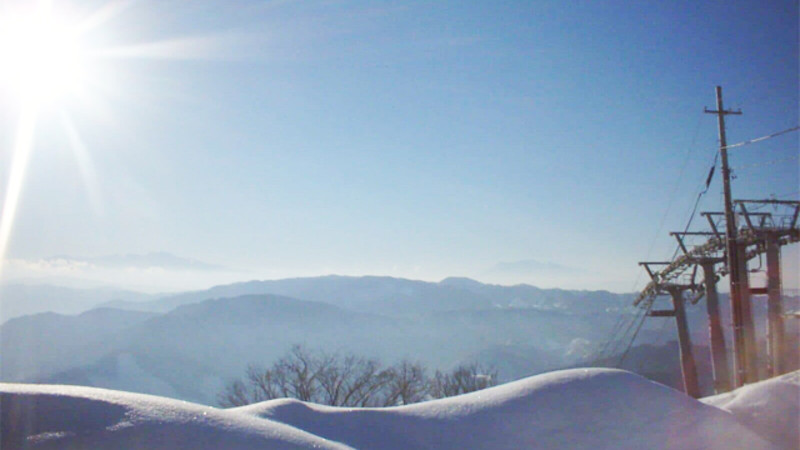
[0, 0, 797, 292]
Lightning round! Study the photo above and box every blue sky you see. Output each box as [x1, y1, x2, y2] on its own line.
[0, 0, 797, 292]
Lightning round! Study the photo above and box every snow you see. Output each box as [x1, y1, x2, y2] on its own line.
[0, 383, 345, 449]
[2, 367, 792, 449]
[234, 368, 772, 449]
[701, 370, 800, 449]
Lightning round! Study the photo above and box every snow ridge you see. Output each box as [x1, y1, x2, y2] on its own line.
[4, 368, 789, 449]
[234, 368, 773, 449]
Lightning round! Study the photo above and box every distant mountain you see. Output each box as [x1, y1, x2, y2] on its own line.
[0, 284, 154, 323]
[438, 276, 487, 290]
[4, 292, 630, 405]
[5, 295, 405, 403]
[0, 308, 156, 381]
[5, 276, 796, 407]
[439, 277, 631, 312]
[103, 275, 633, 316]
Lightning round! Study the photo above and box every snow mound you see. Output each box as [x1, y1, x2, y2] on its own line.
[3, 369, 786, 449]
[0, 383, 345, 449]
[702, 370, 800, 449]
[234, 368, 773, 449]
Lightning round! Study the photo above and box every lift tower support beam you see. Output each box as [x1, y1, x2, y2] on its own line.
[669, 286, 701, 398]
[765, 232, 785, 376]
[736, 240, 758, 381]
[698, 260, 731, 393]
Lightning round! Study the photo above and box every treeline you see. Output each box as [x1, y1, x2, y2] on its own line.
[218, 345, 498, 408]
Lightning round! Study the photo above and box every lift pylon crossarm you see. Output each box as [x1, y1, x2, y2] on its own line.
[670, 231, 718, 235]
[635, 224, 800, 306]
[635, 88, 796, 393]
[749, 287, 768, 295]
[703, 213, 724, 239]
[705, 209, 773, 232]
[738, 204, 775, 231]
[638, 262, 671, 282]
[674, 234, 690, 258]
[735, 199, 800, 205]
[704, 107, 743, 116]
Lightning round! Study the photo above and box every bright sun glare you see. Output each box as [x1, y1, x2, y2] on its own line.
[0, 7, 86, 104]
[0, 3, 92, 280]
[0, 1, 228, 280]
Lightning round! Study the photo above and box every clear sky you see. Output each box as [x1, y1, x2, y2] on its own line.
[0, 0, 797, 293]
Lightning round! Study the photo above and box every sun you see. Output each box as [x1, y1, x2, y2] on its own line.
[0, 0, 234, 280]
[0, 6, 87, 105]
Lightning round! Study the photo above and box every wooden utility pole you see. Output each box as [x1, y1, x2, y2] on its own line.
[704, 86, 748, 387]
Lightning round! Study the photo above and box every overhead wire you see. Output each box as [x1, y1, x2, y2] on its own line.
[610, 305, 649, 363]
[614, 120, 724, 367]
[598, 114, 705, 363]
[670, 150, 719, 262]
[616, 124, 799, 367]
[616, 301, 653, 367]
[597, 123, 797, 366]
[637, 310, 673, 372]
[721, 125, 799, 150]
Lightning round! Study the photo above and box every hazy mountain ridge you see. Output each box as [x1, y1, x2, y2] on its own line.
[0, 308, 157, 382]
[0, 284, 155, 323]
[102, 275, 634, 316]
[4, 294, 411, 403]
[2, 276, 733, 406]
[2, 291, 631, 405]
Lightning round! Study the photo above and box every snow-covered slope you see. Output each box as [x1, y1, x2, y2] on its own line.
[234, 368, 772, 449]
[0, 383, 345, 449]
[702, 370, 800, 449]
[2, 368, 788, 449]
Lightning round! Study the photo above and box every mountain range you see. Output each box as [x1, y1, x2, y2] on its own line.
[7, 275, 792, 406]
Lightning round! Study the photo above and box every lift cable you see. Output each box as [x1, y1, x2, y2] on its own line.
[595, 124, 797, 365]
[670, 153, 718, 261]
[597, 115, 707, 362]
[596, 125, 706, 361]
[613, 133, 722, 366]
[616, 301, 653, 367]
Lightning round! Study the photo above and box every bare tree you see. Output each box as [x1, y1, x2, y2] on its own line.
[218, 345, 393, 407]
[218, 346, 498, 408]
[429, 363, 498, 399]
[317, 353, 391, 407]
[273, 345, 326, 402]
[382, 360, 428, 406]
[218, 379, 250, 408]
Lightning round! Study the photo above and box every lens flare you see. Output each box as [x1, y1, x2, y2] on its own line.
[0, 105, 37, 279]
[0, 0, 240, 278]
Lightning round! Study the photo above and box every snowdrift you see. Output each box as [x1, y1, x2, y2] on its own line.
[0, 383, 345, 449]
[235, 368, 772, 449]
[702, 370, 800, 449]
[1, 368, 788, 449]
